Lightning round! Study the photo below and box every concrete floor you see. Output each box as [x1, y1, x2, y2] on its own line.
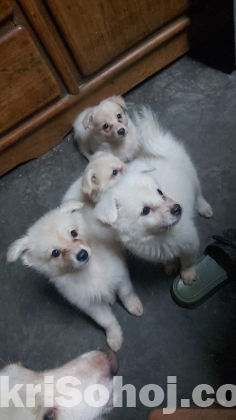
[1, 55, 236, 419]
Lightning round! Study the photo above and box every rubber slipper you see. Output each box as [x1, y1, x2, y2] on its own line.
[171, 229, 236, 308]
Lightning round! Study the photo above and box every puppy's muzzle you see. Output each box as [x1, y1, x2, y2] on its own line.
[76, 249, 89, 262]
[170, 204, 182, 217]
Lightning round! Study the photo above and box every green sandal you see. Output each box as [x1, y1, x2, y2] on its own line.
[171, 229, 236, 308]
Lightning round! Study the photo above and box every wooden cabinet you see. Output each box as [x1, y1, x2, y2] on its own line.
[0, 0, 190, 175]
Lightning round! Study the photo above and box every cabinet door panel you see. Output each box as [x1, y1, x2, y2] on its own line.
[47, 0, 187, 75]
[0, 26, 60, 136]
[0, 0, 12, 22]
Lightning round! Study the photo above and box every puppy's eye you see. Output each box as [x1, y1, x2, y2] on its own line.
[141, 206, 151, 216]
[71, 230, 78, 237]
[157, 189, 163, 195]
[112, 169, 118, 176]
[52, 249, 61, 258]
[117, 114, 122, 119]
[103, 123, 109, 130]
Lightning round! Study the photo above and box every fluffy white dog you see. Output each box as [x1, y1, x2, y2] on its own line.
[0, 349, 118, 420]
[63, 152, 126, 203]
[7, 200, 143, 351]
[73, 96, 139, 162]
[95, 108, 213, 285]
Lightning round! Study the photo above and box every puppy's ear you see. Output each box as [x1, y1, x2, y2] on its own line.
[95, 193, 118, 225]
[128, 161, 156, 175]
[7, 236, 32, 266]
[140, 166, 156, 174]
[60, 200, 84, 213]
[108, 96, 127, 110]
[90, 151, 105, 161]
[82, 110, 94, 129]
[82, 169, 99, 198]
[0, 363, 24, 377]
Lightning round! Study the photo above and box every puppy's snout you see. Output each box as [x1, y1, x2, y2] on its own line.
[117, 128, 125, 137]
[104, 349, 119, 376]
[170, 204, 182, 217]
[76, 249, 89, 262]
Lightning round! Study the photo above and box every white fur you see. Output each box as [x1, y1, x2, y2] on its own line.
[7, 201, 143, 351]
[0, 349, 117, 420]
[95, 108, 213, 285]
[63, 152, 126, 203]
[73, 96, 140, 162]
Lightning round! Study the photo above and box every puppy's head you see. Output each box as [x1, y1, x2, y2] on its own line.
[7, 201, 92, 278]
[0, 349, 118, 420]
[82, 96, 129, 142]
[82, 152, 125, 202]
[95, 168, 182, 242]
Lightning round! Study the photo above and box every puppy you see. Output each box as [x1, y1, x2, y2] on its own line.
[7, 200, 143, 351]
[0, 349, 118, 420]
[73, 96, 139, 162]
[95, 108, 213, 285]
[63, 152, 126, 203]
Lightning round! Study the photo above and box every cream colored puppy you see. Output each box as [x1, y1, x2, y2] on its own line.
[95, 108, 213, 285]
[7, 200, 143, 352]
[73, 96, 139, 162]
[0, 349, 118, 420]
[63, 152, 126, 203]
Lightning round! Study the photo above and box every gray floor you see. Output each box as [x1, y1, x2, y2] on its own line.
[1, 55, 236, 419]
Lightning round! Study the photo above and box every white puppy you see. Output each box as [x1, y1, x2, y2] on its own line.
[73, 96, 139, 162]
[7, 200, 143, 351]
[63, 152, 126, 203]
[0, 349, 118, 420]
[95, 108, 213, 285]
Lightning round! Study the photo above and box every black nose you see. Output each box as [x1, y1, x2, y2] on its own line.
[170, 204, 182, 216]
[76, 249, 89, 262]
[118, 128, 125, 136]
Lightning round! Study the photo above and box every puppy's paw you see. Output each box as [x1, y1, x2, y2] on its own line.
[125, 295, 144, 317]
[165, 260, 179, 276]
[198, 199, 213, 219]
[181, 266, 196, 285]
[107, 328, 123, 352]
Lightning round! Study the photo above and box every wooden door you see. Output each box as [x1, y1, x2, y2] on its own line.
[0, 0, 12, 21]
[47, 0, 187, 75]
[0, 26, 60, 136]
